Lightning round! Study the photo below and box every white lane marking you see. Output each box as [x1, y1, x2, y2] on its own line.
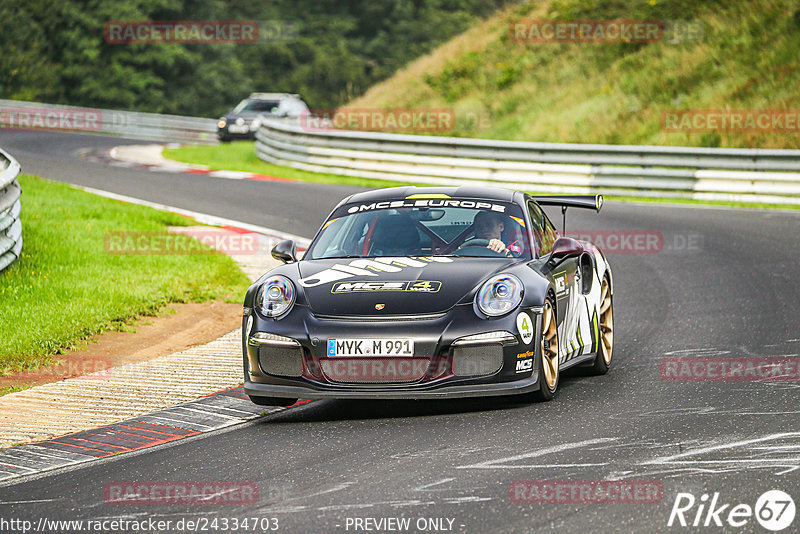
[0, 498, 59, 504]
[444, 496, 493, 504]
[642, 432, 800, 466]
[256, 505, 309, 514]
[659, 458, 800, 464]
[253, 482, 354, 513]
[456, 437, 617, 469]
[734, 411, 800, 415]
[317, 500, 436, 512]
[776, 466, 800, 475]
[642, 432, 800, 463]
[197, 487, 240, 501]
[298, 482, 355, 499]
[75, 185, 311, 246]
[414, 478, 455, 491]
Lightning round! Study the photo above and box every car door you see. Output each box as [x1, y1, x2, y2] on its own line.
[528, 201, 581, 363]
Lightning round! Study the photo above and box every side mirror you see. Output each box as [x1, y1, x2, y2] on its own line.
[549, 236, 583, 262]
[271, 240, 297, 264]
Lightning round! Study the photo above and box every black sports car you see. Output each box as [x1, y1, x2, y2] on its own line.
[242, 186, 614, 406]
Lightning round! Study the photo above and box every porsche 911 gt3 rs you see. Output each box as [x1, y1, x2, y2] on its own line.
[242, 186, 613, 406]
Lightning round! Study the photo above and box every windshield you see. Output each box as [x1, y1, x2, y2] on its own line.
[232, 99, 280, 113]
[306, 199, 531, 260]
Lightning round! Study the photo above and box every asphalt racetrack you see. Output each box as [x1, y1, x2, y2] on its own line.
[1, 131, 799, 533]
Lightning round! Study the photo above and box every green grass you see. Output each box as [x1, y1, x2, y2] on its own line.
[348, 0, 800, 149]
[164, 143, 800, 211]
[0, 175, 250, 375]
[0, 384, 31, 396]
[163, 142, 411, 189]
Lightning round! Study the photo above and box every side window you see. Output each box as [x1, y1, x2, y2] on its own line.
[526, 202, 545, 256]
[541, 211, 558, 255]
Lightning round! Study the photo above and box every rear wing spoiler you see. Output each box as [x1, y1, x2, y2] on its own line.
[532, 195, 603, 232]
[532, 195, 603, 212]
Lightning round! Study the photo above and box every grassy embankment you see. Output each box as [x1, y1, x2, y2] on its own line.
[0, 175, 250, 379]
[350, 0, 800, 148]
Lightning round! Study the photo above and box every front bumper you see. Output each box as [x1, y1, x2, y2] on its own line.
[217, 126, 256, 140]
[243, 304, 543, 400]
[244, 376, 540, 400]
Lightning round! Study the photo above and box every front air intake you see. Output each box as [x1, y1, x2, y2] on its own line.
[451, 345, 504, 377]
[258, 345, 303, 377]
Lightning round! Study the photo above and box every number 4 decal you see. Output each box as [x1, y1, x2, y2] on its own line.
[516, 312, 534, 344]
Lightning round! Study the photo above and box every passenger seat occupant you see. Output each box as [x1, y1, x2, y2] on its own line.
[368, 214, 421, 256]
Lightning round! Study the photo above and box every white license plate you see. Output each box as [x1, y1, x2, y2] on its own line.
[327, 338, 414, 357]
[227, 124, 250, 133]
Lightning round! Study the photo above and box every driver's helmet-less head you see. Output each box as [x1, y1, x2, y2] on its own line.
[473, 211, 505, 239]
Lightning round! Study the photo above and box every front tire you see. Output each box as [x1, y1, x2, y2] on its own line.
[248, 396, 297, 407]
[590, 276, 613, 375]
[534, 297, 559, 401]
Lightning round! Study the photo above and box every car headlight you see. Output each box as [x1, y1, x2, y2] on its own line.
[217, 118, 227, 128]
[476, 274, 523, 317]
[250, 118, 261, 130]
[256, 275, 296, 318]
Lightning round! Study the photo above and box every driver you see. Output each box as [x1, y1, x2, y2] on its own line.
[471, 211, 509, 255]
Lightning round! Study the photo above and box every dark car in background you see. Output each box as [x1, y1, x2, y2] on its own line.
[217, 93, 309, 141]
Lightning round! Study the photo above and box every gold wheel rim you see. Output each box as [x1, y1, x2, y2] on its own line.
[541, 300, 559, 391]
[599, 279, 613, 365]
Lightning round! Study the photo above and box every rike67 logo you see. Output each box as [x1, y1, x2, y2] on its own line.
[668, 490, 795, 531]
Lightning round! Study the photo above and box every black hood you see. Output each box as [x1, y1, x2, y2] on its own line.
[297, 257, 516, 316]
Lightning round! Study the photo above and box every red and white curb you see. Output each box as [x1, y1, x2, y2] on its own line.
[0, 387, 309, 485]
[82, 144, 296, 183]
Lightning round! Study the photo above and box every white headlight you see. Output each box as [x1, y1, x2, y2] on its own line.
[250, 118, 261, 130]
[256, 275, 296, 317]
[476, 274, 523, 317]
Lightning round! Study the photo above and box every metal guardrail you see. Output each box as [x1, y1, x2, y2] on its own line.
[255, 119, 800, 205]
[0, 99, 218, 144]
[0, 148, 22, 273]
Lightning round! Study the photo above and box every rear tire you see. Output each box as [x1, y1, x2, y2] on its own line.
[248, 396, 297, 407]
[590, 276, 613, 375]
[534, 296, 559, 401]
